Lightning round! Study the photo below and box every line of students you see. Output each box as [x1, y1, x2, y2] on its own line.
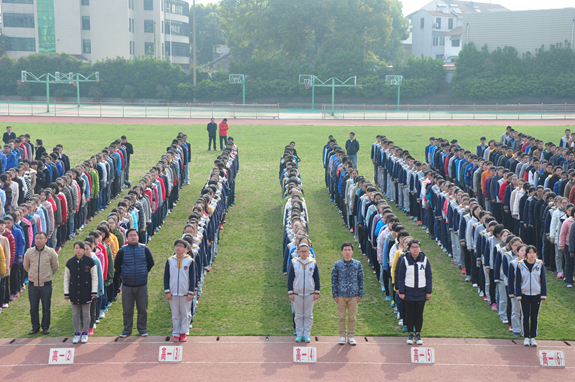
[323, 135, 434, 346]
[165, 138, 238, 342]
[0, 134, 133, 319]
[281, 143, 321, 344]
[368, 129, 547, 346]
[61, 133, 192, 341]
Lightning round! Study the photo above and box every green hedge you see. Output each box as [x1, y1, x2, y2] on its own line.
[452, 42, 575, 100]
[0, 53, 446, 101]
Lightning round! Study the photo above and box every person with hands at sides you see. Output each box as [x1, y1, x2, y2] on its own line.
[164, 239, 197, 342]
[64, 241, 98, 344]
[515, 245, 547, 347]
[24, 232, 59, 335]
[287, 242, 320, 344]
[397, 240, 432, 346]
[331, 242, 364, 346]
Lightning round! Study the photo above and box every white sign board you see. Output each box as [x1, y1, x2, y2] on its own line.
[539, 350, 565, 367]
[48, 348, 75, 365]
[293, 347, 317, 363]
[158, 346, 183, 362]
[410, 347, 435, 364]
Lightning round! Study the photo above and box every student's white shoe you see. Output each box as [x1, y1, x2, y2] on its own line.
[99, 311, 105, 319]
[81, 333, 88, 343]
[398, 319, 403, 326]
[523, 337, 530, 346]
[338, 337, 346, 345]
[530, 338, 537, 347]
[348, 338, 357, 346]
[72, 333, 81, 344]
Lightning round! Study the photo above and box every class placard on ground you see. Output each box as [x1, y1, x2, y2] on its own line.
[539, 350, 565, 367]
[159, 346, 183, 362]
[411, 347, 435, 364]
[48, 348, 75, 365]
[293, 347, 317, 363]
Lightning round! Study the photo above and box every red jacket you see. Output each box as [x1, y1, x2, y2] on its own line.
[219, 122, 229, 136]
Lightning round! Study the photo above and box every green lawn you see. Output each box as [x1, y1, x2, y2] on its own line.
[1, 123, 574, 340]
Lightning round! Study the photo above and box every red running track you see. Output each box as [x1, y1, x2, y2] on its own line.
[1, 115, 575, 126]
[0, 336, 573, 381]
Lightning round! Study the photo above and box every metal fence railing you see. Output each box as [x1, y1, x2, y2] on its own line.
[321, 103, 575, 120]
[0, 101, 281, 119]
[1, 100, 574, 120]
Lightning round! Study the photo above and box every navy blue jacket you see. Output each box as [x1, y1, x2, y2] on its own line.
[114, 243, 155, 287]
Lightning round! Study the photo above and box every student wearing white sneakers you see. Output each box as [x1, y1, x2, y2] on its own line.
[397, 240, 432, 346]
[64, 241, 98, 344]
[515, 245, 547, 347]
[287, 242, 320, 344]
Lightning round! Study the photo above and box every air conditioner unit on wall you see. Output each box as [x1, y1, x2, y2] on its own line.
[433, 23, 439, 28]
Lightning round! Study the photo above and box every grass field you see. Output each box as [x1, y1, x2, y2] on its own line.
[0, 122, 574, 340]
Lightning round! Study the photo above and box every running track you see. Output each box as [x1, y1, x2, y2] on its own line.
[1, 115, 574, 380]
[0, 336, 573, 381]
[1, 115, 574, 126]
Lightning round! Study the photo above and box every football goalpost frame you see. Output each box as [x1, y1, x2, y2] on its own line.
[299, 75, 362, 115]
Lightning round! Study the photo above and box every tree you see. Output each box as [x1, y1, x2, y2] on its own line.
[219, 0, 395, 64]
[193, 4, 227, 65]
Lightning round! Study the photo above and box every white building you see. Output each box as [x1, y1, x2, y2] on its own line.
[1, 0, 190, 69]
[406, 1, 508, 62]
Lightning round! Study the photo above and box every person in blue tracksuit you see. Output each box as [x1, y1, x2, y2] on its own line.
[398, 240, 432, 346]
[515, 245, 547, 347]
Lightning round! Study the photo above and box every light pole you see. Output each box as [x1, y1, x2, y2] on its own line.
[193, 0, 196, 87]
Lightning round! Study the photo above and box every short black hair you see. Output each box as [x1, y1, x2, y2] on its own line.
[341, 241, 354, 251]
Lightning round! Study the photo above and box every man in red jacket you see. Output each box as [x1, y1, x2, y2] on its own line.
[218, 119, 229, 151]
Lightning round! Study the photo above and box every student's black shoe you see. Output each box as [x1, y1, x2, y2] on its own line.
[406, 332, 414, 345]
[42, 329, 50, 335]
[28, 328, 40, 335]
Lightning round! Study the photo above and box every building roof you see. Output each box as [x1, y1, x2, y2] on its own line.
[406, 1, 509, 18]
[445, 26, 463, 36]
[450, 1, 508, 13]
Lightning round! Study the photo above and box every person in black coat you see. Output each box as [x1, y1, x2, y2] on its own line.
[35, 139, 46, 161]
[3, 126, 16, 144]
[64, 241, 98, 343]
[207, 118, 217, 151]
[398, 240, 432, 346]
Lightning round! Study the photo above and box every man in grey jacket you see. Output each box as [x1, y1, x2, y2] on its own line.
[331, 242, 364, 346]
[23, 232, 59, 335]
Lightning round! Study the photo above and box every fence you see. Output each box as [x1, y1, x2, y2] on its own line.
[321, 103, 575, 120]
[0, 100, 281, 119]
[1, 100, 575, 120]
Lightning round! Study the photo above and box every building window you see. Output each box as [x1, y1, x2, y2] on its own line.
[82, 0, 89, 5]
[166, 42, 189, 57]
[132, 19, 135, 32]
[144, 0, 153, 10]
[82, 16, 90, 30]
[435, 17, 441, 29]
[448, 18, 454, 30]
[6, 37, 36, 51]
[451, 39, 460, 47]
[2, 0, 34, 3]
[83, 39, 91, 53]
[164, 0, 190, 16]
[129, 18, 132, 32]
[37, 0, 56, 53]
[145, 42, 154, 55]
[161, 20, 164, 33]
[164, 20, 189, 36]
[420, 18, 424, 28]
[144, 20, 154, 33]
[3, 13, 35, 28]
[440, 37, 445, 46]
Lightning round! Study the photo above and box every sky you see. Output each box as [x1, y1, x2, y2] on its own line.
[194, 0, 575, 16]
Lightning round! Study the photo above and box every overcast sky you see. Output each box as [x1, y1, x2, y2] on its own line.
[194, 0, 575, 16]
